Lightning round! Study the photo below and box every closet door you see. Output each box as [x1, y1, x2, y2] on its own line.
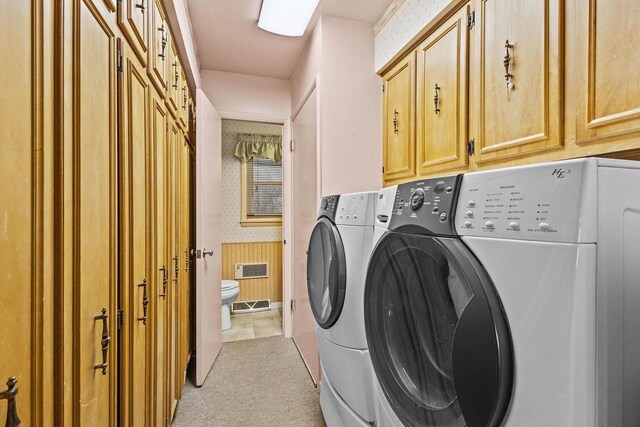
[71, 1, 119, 424]
[0, 1, 49, 425]
[179, 136, 192, 392]
[168, 119, 181, 418]
[119, 39, 151, 426]
[151, 94, 170, 426]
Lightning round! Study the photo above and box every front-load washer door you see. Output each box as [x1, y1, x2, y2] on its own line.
[364, 232, 513, 427]
[307, 217, 347, 329]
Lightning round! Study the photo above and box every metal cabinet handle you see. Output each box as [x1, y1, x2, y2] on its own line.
[0, 377, 20, 426]
[182, 87, 187, 110]
[94, 308, 110, 375]
[159, 265, 167, 299]
[173, 62, 179, 89]
[173, 255, 179, 282]
[135, 0, 145, 12]
[158, 25, 167, 60]
[202, 248, 214, 257]
[137, 278, 149, 324]
[504, 39, 514, 96]
[184, 249, 190, 272]
[392, 109, 399, 134]
[433, 83, 441, 115]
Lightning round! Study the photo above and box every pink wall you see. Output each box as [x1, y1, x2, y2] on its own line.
[291, 16, 382, 197]
[201, 70, 291, 120]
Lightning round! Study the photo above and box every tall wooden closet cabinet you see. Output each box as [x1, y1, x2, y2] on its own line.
[0, 0, 196, 425]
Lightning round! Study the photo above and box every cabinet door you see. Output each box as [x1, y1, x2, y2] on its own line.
[118, 0, 148, 66]
[179, 69, 189, 130]
[573, 0, 640, 145]
[119, 40, 151, 427]
[148, 0, 168, 95]
[473, 0, 563, 163]
[168, 119, 181, 418]
[417, 5, 470, 175]
[72, 1, 119, 424]
[383, 52, 416, 183]
[179, 137, 191, 394]
[166, 42, 180, 118]
[0, 1, 50, 425]
[151, 94, 169, 426]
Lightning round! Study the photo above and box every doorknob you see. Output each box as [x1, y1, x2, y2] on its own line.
[0, 376, 20, 426]
[202, 248, 214, 257]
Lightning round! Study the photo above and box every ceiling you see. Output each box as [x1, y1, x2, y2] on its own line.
[187, 0, 393, 80]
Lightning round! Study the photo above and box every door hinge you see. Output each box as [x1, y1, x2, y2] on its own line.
[467, 11, 475, 30]
[117, 45, 123, 73]
[283, 239, 286, 245]
[382, 166, 385, 174]
[467, 138, 475, 156]
[117, 308, 125, 330]
[290, 139, 295, 152]
[166, 122, 168, 131]
[382, 83, 385, 93]
[290, 299, 295, 312]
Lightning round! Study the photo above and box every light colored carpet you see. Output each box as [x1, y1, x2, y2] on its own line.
[172, 336, 326, 426]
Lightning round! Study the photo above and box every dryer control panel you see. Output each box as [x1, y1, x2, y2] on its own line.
[455, 159, 598, 243]
[318, 195, 340, 222]
[388, 175, 462, 236]
[335, 191, 377, 226]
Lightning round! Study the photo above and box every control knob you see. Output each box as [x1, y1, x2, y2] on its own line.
[410, 189, 425, 211]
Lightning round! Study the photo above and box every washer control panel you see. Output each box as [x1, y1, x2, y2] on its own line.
[455, 159, 598, 243]
[335, 192, 378, 226]
[318, 195, 340, 222]
[389, 175, 462, 236]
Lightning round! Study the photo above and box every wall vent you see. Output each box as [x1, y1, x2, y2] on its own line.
[234, 262, 269, 279]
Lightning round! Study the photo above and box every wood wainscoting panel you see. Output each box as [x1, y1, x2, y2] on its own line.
[222, 241, 283, 303]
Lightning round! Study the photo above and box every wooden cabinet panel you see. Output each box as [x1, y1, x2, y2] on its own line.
[119, 41, 151, 426]
[383, 52, 416, 182]
[0, 1, 49, 425]
[148, 0, 168, 95]
[166, 42, 180, 118]
[417, 4, 469, 175]
[473, 0, 563, 163]
[574, 0, 640, 145]
[73, 1, 118, 425]
[118, 0, 148, 66]
[151, 94, 169, 427]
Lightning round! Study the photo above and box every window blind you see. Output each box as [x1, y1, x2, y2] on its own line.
[246, 157, 283, 216]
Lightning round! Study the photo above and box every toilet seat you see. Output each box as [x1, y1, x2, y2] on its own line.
[222, 279, 239, 291]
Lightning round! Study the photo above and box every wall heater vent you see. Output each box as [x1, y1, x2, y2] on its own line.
[234, 262, 269, 279]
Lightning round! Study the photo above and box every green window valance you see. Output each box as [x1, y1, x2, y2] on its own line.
[234, 133, 282, 164]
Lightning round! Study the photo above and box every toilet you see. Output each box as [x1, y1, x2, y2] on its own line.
[221, 280, 240, 330]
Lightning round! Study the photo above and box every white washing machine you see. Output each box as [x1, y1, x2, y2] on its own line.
[307, 192, 378, 426]
[365, 158, 640, 427]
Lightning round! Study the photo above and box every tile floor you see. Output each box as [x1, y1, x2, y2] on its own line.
[222, 308, 282, 343]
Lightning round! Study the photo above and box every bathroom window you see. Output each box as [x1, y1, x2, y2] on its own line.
[241, 157, 283, 227]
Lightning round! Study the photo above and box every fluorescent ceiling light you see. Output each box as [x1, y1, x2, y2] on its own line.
[258, 0, 320, 37]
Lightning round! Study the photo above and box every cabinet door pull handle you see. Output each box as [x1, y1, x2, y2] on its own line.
[138, 278, 149, 324]
[504, 39, 514, 96]
[158, 25, 167, 60]
[433, 84, 441, 115]
[159, 265, 167, 299]
[135, 0, 145, 12]
[94, 308, 110, 375]
[393, 109, 399, 134]
[173, 255, 179, 283]
[0, 376, 20, 426]
[184, 249, 190, 272]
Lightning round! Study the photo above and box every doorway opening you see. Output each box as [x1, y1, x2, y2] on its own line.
[219, 119, 285, 343]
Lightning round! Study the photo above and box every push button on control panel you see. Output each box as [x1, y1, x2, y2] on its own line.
[439, 212, 448, 222]
[509, 221, 520, 230]
[464, 221, 472, 228]
[466, 211, 474, 218]
[484, 221, 495, 229]
[467, 201, 476, 208]
[539, 222, 551, 231]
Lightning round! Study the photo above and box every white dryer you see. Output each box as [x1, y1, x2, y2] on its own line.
[365, 158, 640, 427]
[307, 192, 378, 426]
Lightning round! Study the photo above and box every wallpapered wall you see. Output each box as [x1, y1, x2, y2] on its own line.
[375, 0, 451, 71]
[221, 119, 283, 243]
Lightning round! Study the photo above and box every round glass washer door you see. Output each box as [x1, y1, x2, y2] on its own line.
[364, 232, 513, 427]
[306, 217, 347, 329]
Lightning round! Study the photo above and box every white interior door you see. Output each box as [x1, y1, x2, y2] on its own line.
[195, 89, 222, 386]
[292, 86, 321, 383]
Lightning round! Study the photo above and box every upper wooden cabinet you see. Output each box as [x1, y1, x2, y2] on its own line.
[573, 0, 640, 145]
[416, 4, 470, 176]
[148, 0, 169, 95]
[472, 0, 563, 163]
[383, 52, 416, 182]
[118, 0, 149, 66]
